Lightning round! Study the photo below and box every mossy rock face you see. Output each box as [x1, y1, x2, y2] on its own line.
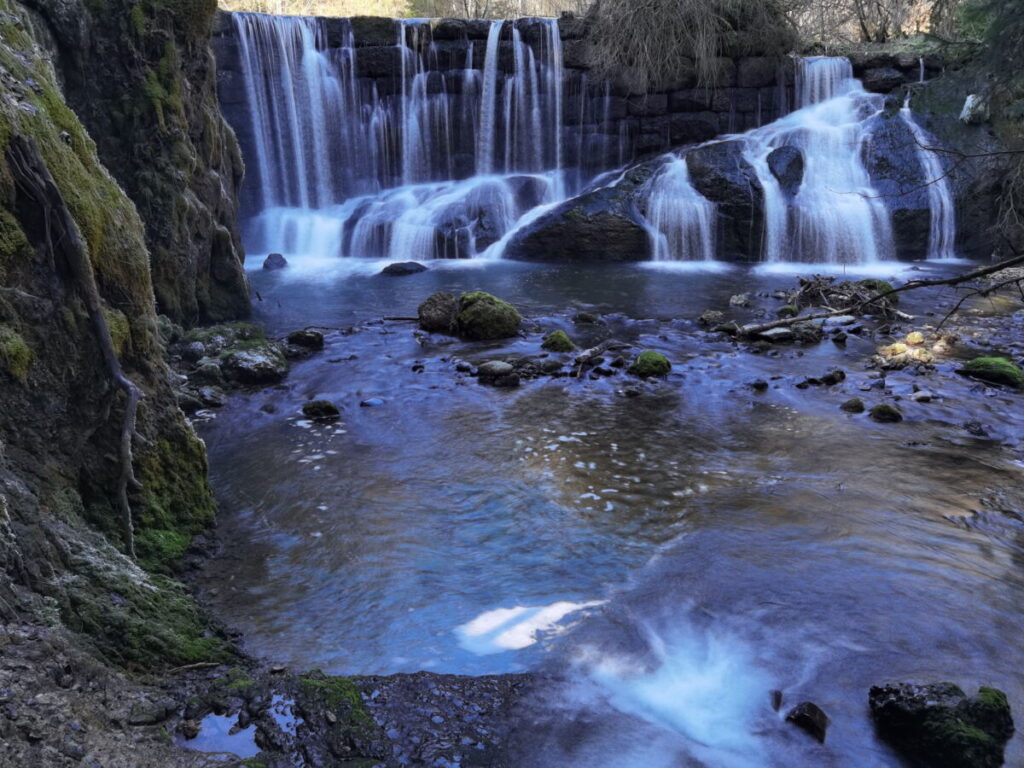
[869, 682, 1013, 768]
[959, 357, 1024, 388]
[457, 291, 522, 341]
[541, 330, 575, 352]
[629, 351, 672, 378]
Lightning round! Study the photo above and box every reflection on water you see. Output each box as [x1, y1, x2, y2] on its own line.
[199, 259, 1024, 765]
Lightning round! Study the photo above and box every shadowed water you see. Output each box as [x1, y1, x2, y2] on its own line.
[197, 258, 1024, 766]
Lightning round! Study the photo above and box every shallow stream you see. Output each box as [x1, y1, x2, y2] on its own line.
[196, 257, 1024, 767]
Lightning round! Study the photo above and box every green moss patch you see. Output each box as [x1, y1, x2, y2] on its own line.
[959, 357, 1024, 388]
[0, 324, 33, 381]
[541, 330, 575, 352]
[457, 291, 522, 340]
[629, 350, 671, 378]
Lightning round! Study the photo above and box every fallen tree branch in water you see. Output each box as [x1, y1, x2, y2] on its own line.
[736, 251, 1024, 339]
[6, 135, 144, 560]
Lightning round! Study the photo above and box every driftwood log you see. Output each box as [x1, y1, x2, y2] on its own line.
[6, 135, 143, 559]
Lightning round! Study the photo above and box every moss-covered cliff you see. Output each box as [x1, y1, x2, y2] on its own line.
[20, 0, 250, 326]
[0, 0, 226, 669]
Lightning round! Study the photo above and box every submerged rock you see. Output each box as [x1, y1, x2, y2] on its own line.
[628, 351, 671, 378]
[869, 682, 1013, 768]
[541, 330, 575, 352]
[869, 403, 903, 423]
[786, 701, 830, 743]
[457, 292, 522, 340]
[382, 261, 428, 276]
[288, 329, 325, 350]
[841, 397, 866, 414]
[303, 400, 340, 421]
[263, 252, 288, 270]
[958, 357, 1023, 388]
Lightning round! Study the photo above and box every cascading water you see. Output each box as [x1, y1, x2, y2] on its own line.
[738, 57, 895, 265]
[233, 12, 567, 260]
[899, 98, 957, 261]
[646, 157, 716, 263]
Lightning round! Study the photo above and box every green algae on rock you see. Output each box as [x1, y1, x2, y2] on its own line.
[542, 329, 575, 352]
[959, 356, 1024, 388]
[629, 350, 672, 378]
[457, 291, 523, 340]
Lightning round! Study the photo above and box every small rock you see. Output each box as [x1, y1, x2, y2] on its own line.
[572, 312, 602, 325]
[699, 310, 726, 327]
[820, 368, 845, 386]
[541, 330, 575, 352]
[303, 400, 340, 421]
[749, 379, 769, 392]
[381, 261, 427, 276]
[759, 327, 795, 343]
[360, 398, 385, 408]
[777, 305, 799, 318]
[958, 357, 1023, 388]
[628, 351, 671, 378]
[179, 719, 201, 739]
[841, 398, 865, 414]
[870, 403, 903, 423]
[288, 330, 325, 350]
[729, 293, 752, 308]
[910, 390, 934, 403]
[223, 348, 289, 386]
[263, 252, 288, 270]
[964, 420, 988, 437]
[823, 315, 857, 327]
[786, 701, 830, 743]
[477, 361, 515, 379]
[455, 361, 474, 373]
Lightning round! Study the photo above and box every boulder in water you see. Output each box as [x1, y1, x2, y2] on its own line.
[958, 357, 1023, 388]
[786, 702, 830, 743]
[767, 146, 804, 196]
[869, 403, 903, 423]
[302, 400, 340, 421]
[263, 253, 287, 270]
[287, 330, 325, 350]
[457, 292, 522, 340]
[477, 360, 520, 387]
[503, 185, 650, 263]
[541, 330, 575, 352]
[382, 261, 428, 276]
[418, 292, 459, 334]
[628, 351, 671, 378]
[869, 682, 1013, 768]
[222, 347, 289, 386]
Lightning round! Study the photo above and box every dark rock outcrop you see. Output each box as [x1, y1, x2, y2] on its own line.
[869, 682, 1013, 768]
[767, 145, 804, 195]
[685, 140, 765, 260]
[503, 185, 650, 262]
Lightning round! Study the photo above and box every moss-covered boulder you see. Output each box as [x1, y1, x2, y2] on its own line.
[457, 292, 522, 341]
[629, 351, 672, 378]
[869, 682, 1013, 768]
[959, 357, 1024, 388]
[542, 330, 575, 352]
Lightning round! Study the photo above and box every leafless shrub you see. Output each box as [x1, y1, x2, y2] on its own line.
[583, 0, 796, 92]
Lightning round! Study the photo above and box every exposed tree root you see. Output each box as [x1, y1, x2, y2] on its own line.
[6, 136, 143, 559]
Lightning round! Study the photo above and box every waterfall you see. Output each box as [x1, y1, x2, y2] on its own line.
[646, 157, 716, 262]
[232, 12, 566, 260]
[899, 96, 957, 260]
[739, 57, 894, 265]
